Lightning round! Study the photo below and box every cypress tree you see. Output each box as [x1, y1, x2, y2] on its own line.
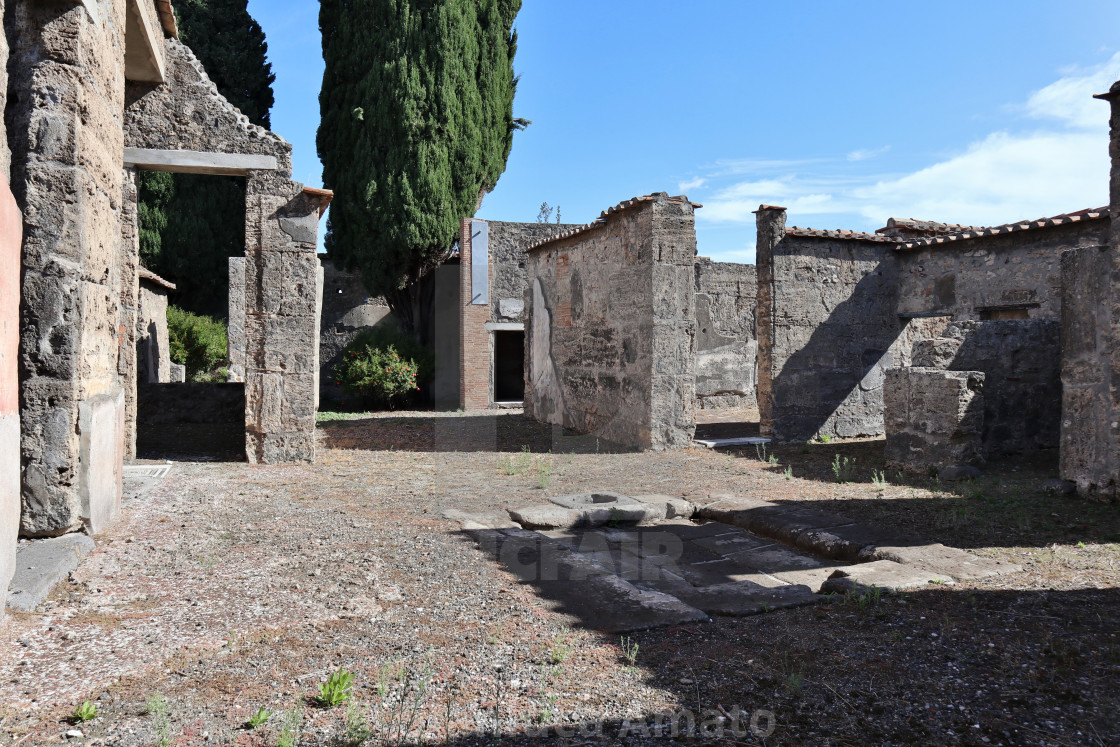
[138, 0, 275, 317]
[318, 0, 526, 337]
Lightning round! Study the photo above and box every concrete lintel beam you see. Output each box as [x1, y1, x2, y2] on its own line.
[485, 322, 525, 332]
[124, 148, 279, 176]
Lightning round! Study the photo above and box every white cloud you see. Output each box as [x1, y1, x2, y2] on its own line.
[1025, 51, 1120, 129]
[677, 176, 706, 193]
[692, 53, 1115, 232]
[851, 131, 1107, 225]
[847, 145, 890, 162]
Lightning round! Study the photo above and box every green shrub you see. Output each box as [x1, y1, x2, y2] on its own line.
[346, 326, 434, 389]
[333, 326, 432, 409]
[167, 305, 228, 381]
[334, 343, 420, 409]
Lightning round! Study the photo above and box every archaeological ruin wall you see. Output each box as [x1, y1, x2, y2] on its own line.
[1060, 81, 1120, 500]
[896, 219, 1108, 321]
[453, 219, 579, 410]
[525, 193, 698, 450]
[8, 0, 137, 536]
[318, 260, 392, 405]
[694, 258, 756, 409]
[755, 208, 929, 442]
[124, 38, 327, 463]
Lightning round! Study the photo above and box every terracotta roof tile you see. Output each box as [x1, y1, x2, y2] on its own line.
[785, 226, 902, 243]
[139, 267, 176, 291]
[156, 1, 178, 38]
[896, 207, 1109, 249]
[526, 193, 701, 252]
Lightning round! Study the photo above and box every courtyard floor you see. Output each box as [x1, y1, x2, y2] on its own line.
[2, 408, 1119, 745]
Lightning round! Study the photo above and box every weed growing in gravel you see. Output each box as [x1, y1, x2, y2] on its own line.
[536, 460, 552, 489]
[546, 640, 571, 665]
[619, 635, 639, 666]
[535, 694, 558, 724]
[831, 454, 855, 483]
[783, 465, 793, 480]
[318, 668, 356, 708]
[779, 655, 807, 698]
[378, 660, 434, 745]
[500, 446, 533, 476]
[71, 700, 98, 723]
[340, 700, 373, 745]
[817, 433, 831, 444]
[871, 469, 888, 488]
[246, 706, 271, 729]
[276, 705, 303, 747]
[754, 443, 770, 462]
[144, 693, 172, 747]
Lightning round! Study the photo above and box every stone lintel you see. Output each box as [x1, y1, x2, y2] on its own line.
[484, 322, 524, 332]
[123, 148, 278, 176]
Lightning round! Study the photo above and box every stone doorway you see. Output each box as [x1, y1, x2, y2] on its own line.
[493, 329, 525, 403]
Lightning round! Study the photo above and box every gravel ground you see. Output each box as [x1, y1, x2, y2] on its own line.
[1, 408, 1118, 746]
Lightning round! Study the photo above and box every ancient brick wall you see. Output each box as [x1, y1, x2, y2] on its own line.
[9, 0, 130, 536]
[694, 258, 756, 409]
[525, 194, 697, 450]
[455, 219, 577, 409]
[897, 221, 1108, 320]
[887, 315, 1061, 461]
[755, 209, 916, 442]
[458, 218, 491, 410]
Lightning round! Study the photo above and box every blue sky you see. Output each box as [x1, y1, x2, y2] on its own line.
[250, 0, 1120, 263]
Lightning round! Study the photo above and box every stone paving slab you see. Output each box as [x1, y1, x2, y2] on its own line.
[868, 543, 1019, 582]
[7, 534, 96, 612]
[701, 496, 1021, 583]
[820, 560, 948, 593]
[463, 527, 709, 633]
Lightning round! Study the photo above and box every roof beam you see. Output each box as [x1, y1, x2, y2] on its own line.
[124, 148, 279, 176]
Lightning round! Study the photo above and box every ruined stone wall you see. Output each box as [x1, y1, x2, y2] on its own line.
[1060, 244, 1114, 497]
[126, 38, 320, 463]
[318, 259, 392, 405]
[896, 221, 1108, 320]
[9, 0, 129, 536]
[125, 39, 292, 170]
[137, 280, 170, 384]
[525, 194, 697, 450]
[914, 320, 1062, 453]
[884, 367, 986, 474]
[488, 221, 577, 324]
[455, 220, 579, 409]
[120, 168, 140, 460]
[755, 209, 913, 442]
[1060, 80, 1120, 500]
[694, 258, 756, 409]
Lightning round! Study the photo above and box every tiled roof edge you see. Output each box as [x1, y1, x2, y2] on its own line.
[526, 193, 701, 252]
[896, 207, 1109, 250]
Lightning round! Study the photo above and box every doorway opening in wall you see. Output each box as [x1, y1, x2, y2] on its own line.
[134, 170, 247, 461]
[493, 330, 526, 404]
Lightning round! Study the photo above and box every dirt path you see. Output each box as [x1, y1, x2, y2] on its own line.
[2, 409, 1118, 745]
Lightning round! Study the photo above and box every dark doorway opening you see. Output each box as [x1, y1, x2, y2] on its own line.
[493, 330, 525, 403]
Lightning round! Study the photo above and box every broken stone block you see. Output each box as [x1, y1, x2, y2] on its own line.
[884, 367, 985, 475]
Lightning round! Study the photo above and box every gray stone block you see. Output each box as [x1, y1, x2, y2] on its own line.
[7, 533, 95, 612]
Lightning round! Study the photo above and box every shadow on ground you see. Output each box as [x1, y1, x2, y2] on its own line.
[319, 412, 638, 454]
[136, 423, 246, 462]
